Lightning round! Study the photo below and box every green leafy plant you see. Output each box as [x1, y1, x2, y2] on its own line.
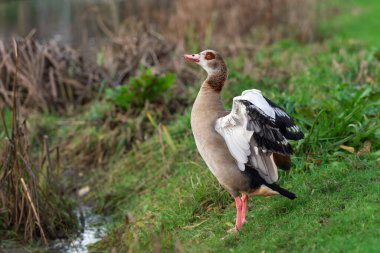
[106, 68, 176, 111]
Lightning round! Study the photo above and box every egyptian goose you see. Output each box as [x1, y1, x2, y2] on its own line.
[184, 50, 304, 232]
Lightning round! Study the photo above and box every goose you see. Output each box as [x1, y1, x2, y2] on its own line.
[183, 50, 304, 232]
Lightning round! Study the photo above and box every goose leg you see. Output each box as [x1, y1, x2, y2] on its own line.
[228, 196, 242, 232]
[235, 196, 243, 230]
[241, 193, 249, 224]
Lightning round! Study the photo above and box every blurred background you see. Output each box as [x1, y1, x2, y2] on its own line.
[0, 0, 379, 252]
[0, 0, 328, 114]
[0, 0, 318, 48]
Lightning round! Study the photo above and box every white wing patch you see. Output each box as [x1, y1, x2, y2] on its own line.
[215, 103, 253, 171]
[215, 89, 279, 183]
[241, 89, 275, 119]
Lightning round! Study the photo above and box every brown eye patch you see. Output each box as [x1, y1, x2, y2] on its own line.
[205, 52, 215, 60]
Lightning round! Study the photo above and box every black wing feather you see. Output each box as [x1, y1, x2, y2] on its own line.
[264, 97, 304, 140]
[239, 100, 293, 155]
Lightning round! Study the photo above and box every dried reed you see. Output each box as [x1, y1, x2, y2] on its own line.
[0, 32, 102, 113]
[0, 40, 78, 243]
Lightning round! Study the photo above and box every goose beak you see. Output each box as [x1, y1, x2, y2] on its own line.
[183, 54, 200, 63]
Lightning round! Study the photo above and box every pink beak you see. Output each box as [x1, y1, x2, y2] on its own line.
[183, 54, 200, 63]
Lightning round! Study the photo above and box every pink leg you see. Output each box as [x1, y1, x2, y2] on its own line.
[241, 193, 249, 224]
[234, 196, 243, 230]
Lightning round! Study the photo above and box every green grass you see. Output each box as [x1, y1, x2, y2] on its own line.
[324, 0, 380, 46]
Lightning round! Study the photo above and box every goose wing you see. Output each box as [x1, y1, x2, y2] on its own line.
[215, 89, 301, 184]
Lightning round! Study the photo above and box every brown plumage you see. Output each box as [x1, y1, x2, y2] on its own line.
[273, 153, 292, 170]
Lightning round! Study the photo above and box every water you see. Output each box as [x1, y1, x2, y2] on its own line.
[0, 0, 83, 46]
[50, 206, 108, 253]
[0, 206, 107, 253]
[0, 0, 172, 49]
[0, 0, 124, 58]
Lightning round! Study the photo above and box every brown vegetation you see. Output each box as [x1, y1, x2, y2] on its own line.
[167, 0, 318, 47]
[0, 33, 102, 113]
[92, 0, 319, 46]
[97, 19, 195, 88]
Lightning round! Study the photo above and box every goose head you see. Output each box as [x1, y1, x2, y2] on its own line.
[184, 50, 228, 91]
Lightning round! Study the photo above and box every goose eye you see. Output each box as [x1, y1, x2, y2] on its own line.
[205, 52, 215, 60]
